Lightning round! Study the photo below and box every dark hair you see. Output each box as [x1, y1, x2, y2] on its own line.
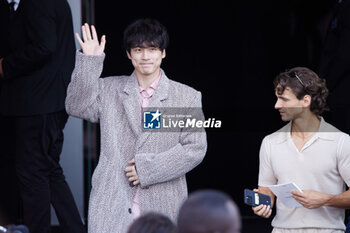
[127, 212, 175, 233]
[273, 67, 329, 115]
[123, 18, 169, 53]
[177, 189, 241, 233]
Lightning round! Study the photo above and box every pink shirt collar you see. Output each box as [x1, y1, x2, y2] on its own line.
[139, 71, 161, 99]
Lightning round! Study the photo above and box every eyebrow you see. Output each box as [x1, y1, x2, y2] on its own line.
[132, 46, 159, 49]
[277, 96, 289, 101]
[133, 41, 159, 47]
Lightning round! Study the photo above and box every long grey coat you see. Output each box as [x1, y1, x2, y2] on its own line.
[65, 52, 207, 233]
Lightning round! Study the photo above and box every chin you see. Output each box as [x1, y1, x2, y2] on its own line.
[140, 70, 154, 75]
[281, 116, 291, 122]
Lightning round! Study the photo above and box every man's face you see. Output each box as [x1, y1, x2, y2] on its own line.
[274, 86, 309, 121]
[127, 46, 166, 78]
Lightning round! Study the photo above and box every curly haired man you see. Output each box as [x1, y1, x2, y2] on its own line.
[253, 67, 350, 233]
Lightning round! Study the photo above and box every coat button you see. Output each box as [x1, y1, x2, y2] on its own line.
[128, 208, 132, 214]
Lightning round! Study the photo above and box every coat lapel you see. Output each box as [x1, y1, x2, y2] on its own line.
[121, 71, 142, 138]
[148, 69, 169, 108]
[136, 70, 170, 150]
[121, 70, 170, 148]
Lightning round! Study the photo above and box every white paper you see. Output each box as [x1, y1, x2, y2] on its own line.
[268, 182, 303, 208]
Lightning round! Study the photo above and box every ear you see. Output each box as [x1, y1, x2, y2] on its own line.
[162, 49, 166, 59]
[302, 95, 312, 108]
[126, 50, 132, 59]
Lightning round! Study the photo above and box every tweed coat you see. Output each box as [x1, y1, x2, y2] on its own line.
[65, 52, 207, 233]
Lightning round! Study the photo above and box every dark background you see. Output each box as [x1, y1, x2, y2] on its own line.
[92, 0, 350, 231]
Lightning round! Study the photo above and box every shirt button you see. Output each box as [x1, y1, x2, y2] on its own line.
[128, 208, 132, 214]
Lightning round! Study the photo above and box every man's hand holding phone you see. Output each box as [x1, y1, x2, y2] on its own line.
[244, 187, 274, 218]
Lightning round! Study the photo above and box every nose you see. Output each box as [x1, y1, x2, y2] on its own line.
[141, 49, 150, 59]
[274, 99, 281, 109]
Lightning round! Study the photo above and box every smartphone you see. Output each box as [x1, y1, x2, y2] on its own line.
[244, 189, 271, 207]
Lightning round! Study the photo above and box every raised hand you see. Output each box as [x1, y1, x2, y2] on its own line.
[75, 23, 106, 55]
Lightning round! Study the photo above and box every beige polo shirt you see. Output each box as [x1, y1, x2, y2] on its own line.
[258, 118, 350, 230]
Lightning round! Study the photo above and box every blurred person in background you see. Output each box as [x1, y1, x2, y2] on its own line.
[0, 0, 86, 232]
[177, 189, 241, 233]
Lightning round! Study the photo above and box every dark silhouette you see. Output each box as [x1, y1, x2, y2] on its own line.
[177, 189, 241, 233]
[0, 0, 86, 232]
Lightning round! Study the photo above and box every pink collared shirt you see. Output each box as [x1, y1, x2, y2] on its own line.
[138, 73, 161, 107]
[132, 72, 161, 219]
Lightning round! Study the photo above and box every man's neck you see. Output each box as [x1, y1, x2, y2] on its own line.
[291, 113, 321, 139]
[136, 70, 160, 89]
